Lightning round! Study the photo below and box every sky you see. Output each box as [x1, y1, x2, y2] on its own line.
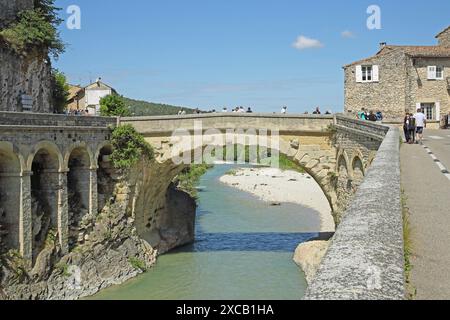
[54, 0, 450, 113]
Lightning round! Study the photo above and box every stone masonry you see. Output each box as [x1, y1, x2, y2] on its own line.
[344, 26, 450, 127]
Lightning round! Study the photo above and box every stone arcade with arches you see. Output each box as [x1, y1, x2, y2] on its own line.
[0, 112, 116, 266]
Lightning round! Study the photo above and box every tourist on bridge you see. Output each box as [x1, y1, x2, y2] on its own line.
[222, 107, 228, 113]
[313, 107, 321, 115]
[246, 107, 253, 113]
[281, 106, 288, 114]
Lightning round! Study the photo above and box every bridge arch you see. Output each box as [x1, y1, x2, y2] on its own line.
[27, 141, 63, 263]
[0, 142, 23, 253]
[66, 145, 92, 248]
[96, 143, 114, 213]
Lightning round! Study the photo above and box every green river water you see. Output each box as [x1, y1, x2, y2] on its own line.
[92, 165, 321, 300]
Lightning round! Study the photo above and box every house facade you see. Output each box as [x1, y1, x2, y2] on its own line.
[67, 79, 116, 115]
[344, 26, 450, 128]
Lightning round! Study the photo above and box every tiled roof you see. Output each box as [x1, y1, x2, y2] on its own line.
[385, 45, 450, 58]
[436, 26, 450, 38]
[344, 45, 450, 68]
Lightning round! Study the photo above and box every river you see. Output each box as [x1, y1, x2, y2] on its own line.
[92, 165, 321, 300]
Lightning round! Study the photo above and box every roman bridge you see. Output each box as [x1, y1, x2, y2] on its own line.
[121, 113, 389, 224]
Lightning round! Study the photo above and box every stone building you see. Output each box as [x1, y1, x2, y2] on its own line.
[67, 79, 116, 115]
[344, 26, 450, 128]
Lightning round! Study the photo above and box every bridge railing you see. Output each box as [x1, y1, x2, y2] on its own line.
[334, 115, 390, 140]
[0, 111, 117, 128]
[121, 113, 336, 135]
[304, 126, 404, 300]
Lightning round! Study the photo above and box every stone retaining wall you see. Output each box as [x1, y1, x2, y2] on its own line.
[304, 126, 404, 300]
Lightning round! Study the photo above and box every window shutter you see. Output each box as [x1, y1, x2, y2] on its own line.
[428, 66, 436, 80]
[356, 65, 363, 83]
[436, 102, 441, 121]
[372, 65, 379, 82]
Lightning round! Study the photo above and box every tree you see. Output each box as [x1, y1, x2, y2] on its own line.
[100, 95, 131, 117]
[52, 69, 69, 113]
[0, 1, 65, 58]
[110, 125, 154, 169]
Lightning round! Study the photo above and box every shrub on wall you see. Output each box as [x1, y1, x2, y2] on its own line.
[110, 125, 154, 169]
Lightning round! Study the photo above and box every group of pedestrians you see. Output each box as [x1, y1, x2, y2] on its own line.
[403, 108, 427, 145]
[357, 108, 384, 122]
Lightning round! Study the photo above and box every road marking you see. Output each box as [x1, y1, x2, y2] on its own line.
[428, 136, 444, 140]
[423, 145, 450, 182]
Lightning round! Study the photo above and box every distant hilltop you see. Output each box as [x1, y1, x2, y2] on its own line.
[123, 97, 197, 116]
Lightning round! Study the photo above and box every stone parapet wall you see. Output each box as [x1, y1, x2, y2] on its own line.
[0, 112, 117, 128]
[122, 113, 335, 136]
[305, 126, 404, 300]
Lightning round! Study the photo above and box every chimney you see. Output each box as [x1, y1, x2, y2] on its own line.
[379, 42, 387, 49]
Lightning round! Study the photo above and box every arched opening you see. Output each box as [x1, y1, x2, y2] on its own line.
[0, 149, 21, 254]
[352, 157, 365, 187]
[97, 145, 114, 213]
[30, 148, 60, 263]
[67, 147, 91, 248]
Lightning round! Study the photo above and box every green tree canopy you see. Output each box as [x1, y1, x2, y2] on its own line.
[100, 95, 131, 117]
[0, 0, 64, 58]
[52, 69, 69, 113]
[111, 125, 154, 169]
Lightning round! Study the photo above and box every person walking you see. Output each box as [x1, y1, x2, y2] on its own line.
[414, 108, 427, 145]
[403, 113, 411, 143]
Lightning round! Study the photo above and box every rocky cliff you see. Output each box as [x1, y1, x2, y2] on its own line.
[0, 0, 54, 113]
[0, 0, 33, 29]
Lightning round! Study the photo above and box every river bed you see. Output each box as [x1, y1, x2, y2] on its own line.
[92, 165, 322, 300]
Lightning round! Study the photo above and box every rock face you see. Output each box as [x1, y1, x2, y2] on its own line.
[294, 241, 330, 285]
[0, 0, 33, 29]
[0, 47, 53, 113]
[0, 0, 54, 113]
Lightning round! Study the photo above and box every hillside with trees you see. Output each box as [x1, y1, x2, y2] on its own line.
[123, 97, 196, 116]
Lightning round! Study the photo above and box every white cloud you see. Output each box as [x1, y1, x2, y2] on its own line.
[341, 30, 356, 38]
[292, 35, 324, 50]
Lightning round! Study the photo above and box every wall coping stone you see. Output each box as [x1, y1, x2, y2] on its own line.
[304, 126, 404, 300]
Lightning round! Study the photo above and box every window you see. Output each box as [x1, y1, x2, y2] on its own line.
[356, 65, 379, 83]
[436, 66, 444, 79]
[362, 66, 372, 82]
[421, 103, 435, 120]
[428, 66, 444, 80]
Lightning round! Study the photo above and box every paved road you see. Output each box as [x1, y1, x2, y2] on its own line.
[401, 129, 450, 300]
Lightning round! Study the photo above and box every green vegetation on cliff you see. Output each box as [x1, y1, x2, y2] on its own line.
[176, 164, 212, 200]
[111, 125, 154, 169]
[0, 0, 64, 58]
[123, 97, 195, 116]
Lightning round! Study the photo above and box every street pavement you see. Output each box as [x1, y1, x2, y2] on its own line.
[400, 129, 450, 300]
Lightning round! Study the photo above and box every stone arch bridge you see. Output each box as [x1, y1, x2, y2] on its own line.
[0, 112, 388, 268]
[121, 113, 389, 229]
